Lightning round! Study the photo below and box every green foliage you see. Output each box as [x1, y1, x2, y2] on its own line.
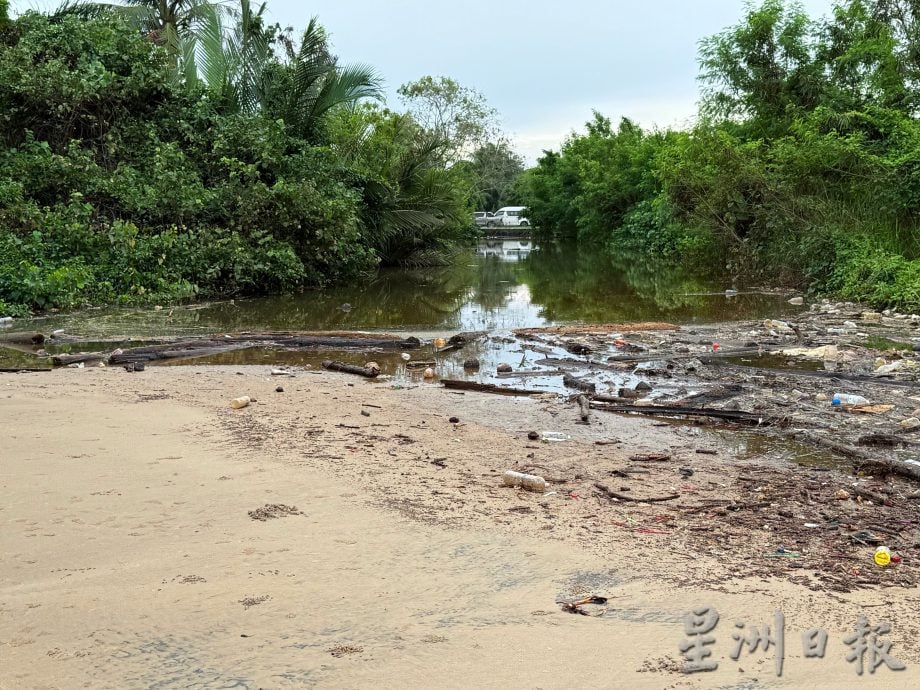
[398, 76, 498, 164]
[328, 104, 475, 266]
[519, 0, 920, 310]
[0, 12, 381, 312]
[467, 139, 524, 210]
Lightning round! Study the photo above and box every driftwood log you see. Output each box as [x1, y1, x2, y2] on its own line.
[440, 379, 538, 396]
[51, 352, 108, 367]
[563, 373, 596, 393]
[0, 332, 45, 345]
[590, 401, 785, 426]
[107, 332, 423, 364]
[321, 360, 379, 378]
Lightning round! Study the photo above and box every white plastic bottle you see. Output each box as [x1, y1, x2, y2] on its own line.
[831, 393, 869, 406]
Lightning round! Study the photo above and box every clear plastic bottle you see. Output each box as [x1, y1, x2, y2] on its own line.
[831, 393, 869, 406]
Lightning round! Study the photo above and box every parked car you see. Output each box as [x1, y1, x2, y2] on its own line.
[487, 206, 530, 227]
[472, 211, 493, 227]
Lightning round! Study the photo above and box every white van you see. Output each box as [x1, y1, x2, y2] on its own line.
[488, 206, 530, 227]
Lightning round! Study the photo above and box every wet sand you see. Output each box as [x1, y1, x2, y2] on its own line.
[2, 366, 919, 689]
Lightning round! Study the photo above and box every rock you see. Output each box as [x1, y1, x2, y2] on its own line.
[834, 489, 851, 500]
[463, 358, 481, 370]
[815, 393, 828, 402]
[635, 381, 653, 392]
[900, 417, 920, 430]
[914, 344, 920, 353]
[449, 416, 460, 423]
[365, 361, 381, 376]
[862, 311, 883, 323]
[788, 296, 804, 305]
[527, 431, 540, 440]
[275, 386, 284, 393]
[497, 363, 513, 373]
[764, 319, 794, 334]
[842, 320, 858, 330]
[423, 367, 435, 379]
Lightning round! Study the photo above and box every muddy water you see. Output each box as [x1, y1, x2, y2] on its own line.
[2, 239, 800, 340]
[0, 240, 835, 471]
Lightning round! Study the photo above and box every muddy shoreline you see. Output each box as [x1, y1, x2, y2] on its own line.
[3, 301, 920, 687]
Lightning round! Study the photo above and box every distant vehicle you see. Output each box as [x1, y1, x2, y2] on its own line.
[472, 211, 493, 227]
[487, 206, 530, 227]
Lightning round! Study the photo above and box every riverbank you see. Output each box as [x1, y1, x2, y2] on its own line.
[2, 365, 919, 688]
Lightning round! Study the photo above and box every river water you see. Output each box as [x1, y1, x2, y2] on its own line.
[1, 238, 830, 465]
[2, 238, 798, 342]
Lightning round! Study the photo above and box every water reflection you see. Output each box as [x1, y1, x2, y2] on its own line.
[2, 238, 802, 340]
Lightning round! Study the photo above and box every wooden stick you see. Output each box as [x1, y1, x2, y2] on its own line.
[594, 482, 679, 503]
[440, 379, 538, 396]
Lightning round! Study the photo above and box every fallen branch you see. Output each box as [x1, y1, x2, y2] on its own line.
[440, 379, 539, 396]
[629, 453, 671, 462]
[857, 459, 920, 483]
[563, 373, 596, 393]
[594, 482, 679, 503]
[591, 402, 784, 426]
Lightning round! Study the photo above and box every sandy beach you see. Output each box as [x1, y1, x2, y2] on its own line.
[2, 365, 919, 689]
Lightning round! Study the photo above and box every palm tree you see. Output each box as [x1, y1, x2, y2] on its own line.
[259, 18, 384, 142]
[55, 0, 231, 71]
[186, 0, 272, 112]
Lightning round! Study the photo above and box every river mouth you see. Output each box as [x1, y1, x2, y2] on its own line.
[1, 239, 802, 341]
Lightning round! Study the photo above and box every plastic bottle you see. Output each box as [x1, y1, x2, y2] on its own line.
[831, 393, 869, 406]
[502, 470, 547, 493]
[230, 396, 251, 409]
[875, 546, 891, 567]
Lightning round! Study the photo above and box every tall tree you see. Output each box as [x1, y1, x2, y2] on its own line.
[468, 139, 524, 210]
[397, 76, 497, 164]
[698, 0, 824, 135]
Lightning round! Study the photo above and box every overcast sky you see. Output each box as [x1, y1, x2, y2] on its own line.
[16, 1, 837, 161]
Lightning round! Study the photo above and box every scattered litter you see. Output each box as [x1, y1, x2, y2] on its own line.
[502, 470, 547, 492]
[230, 396, 251, 409]
[558, 595, 609, 616]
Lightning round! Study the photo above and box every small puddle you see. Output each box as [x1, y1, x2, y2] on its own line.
[714, 428, 844, 470]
